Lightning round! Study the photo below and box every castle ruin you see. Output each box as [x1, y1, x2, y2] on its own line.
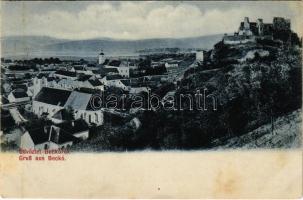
[223, 17, 291, 45]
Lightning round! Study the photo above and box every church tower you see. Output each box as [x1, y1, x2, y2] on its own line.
[98, 50, 105, 64]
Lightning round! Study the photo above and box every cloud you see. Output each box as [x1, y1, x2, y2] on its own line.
[2, 2, 301, 39]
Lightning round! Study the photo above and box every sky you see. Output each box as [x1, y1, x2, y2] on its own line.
[1, 1, 302, 40]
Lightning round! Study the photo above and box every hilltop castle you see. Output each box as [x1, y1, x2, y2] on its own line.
[223, 17, 291, 45]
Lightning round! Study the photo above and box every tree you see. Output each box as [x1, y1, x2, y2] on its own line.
[65, 106, 75, 122]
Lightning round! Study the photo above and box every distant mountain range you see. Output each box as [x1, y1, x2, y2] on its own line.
[1, 34, 223, 58]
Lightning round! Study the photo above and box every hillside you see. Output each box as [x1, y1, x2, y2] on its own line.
[1, 36, 69, 57]
[213, 109, 301, 149]
[126, 40, 302, 150]
[1, 34, 223, 58]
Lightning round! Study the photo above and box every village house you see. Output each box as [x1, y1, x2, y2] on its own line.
[32, 73, 104, 96]
[56, 119, 89, 140]
[117, 67, 130, 78]
[66, 89, 104, 126]
[33, 87, 71, 117]
[32, 74, 59, 97]
[63, 78, 101, 90]
[20, 126, 51, 150]
[20, 125, 79, 150]
[101, 75, 131, 91]
[33, 87, 104, 126]
[8, 89, 30, 103]
[195, 50, 204, 62]
[104, 60, 130, 78]
[165, 61, 181, 74]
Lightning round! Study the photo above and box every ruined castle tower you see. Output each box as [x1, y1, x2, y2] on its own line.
[244, 17, 250, 30]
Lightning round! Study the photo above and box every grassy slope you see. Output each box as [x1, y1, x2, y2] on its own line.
[214, 109, 301, 149]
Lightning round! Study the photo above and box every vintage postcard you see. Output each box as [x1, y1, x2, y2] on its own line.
[0, 1, 302, 198]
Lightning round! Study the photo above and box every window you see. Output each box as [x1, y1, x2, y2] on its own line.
[89, 115, 92, 123]
[95, 113, 98, 123]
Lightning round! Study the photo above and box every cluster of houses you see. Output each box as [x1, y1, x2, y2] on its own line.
[1, 47, 206, 150]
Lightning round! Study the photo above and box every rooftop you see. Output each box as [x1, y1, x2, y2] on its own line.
[106, 74, 123, 80]
[120, 80, 131, 86]
[101, 68, 119, 75]
[34, 87, 72, 106]
[54, 70, 77, 77]
[27, 127, 50, 145]
[64, 91, 92, 110]
[12, 89, 28, 98]
[88, 79, 103, 86]
[108, 60, 121, 67]
[73, 66, 86, 71]
[49, 126, 78, 144]
[77, 74, 92, 82]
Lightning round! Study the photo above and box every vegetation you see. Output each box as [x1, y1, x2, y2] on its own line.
[13, 57, 62, 66]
